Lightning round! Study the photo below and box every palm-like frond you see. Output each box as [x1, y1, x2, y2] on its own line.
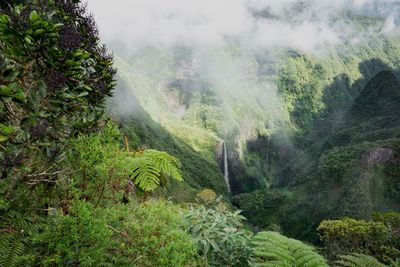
[124, 149, 182, 192]
[0, 210, 38, 267]
[128, 155, 162, 191]
[144, 150, 183, 182]
[0, 233, 34, 267]
[336, 253, 386, 267]
[250, 231, 329, 267]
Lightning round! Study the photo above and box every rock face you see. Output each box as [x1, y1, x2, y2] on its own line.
[363, 148, 394, 168]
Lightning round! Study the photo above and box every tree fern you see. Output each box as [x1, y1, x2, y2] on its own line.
[336, 253, 386, 267]
[0, 211, 38, 267]
[0, 211, 38, 235]
[0, 233, 35, 267]
[250, 231, 329, 267]
[143, 150, 183, 183]
[124, 149, 183, 192]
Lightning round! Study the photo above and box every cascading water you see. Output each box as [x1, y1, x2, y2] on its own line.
[223, 141, 231, 193]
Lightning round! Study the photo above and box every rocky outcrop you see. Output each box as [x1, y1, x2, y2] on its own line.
[363, 148, 394, 168]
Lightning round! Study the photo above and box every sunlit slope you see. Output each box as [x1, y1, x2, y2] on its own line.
[107, 58, 228, 198]
[109, 33, 400, 196]
[113, 47, 286, 144]
[108, 48, 288, 195]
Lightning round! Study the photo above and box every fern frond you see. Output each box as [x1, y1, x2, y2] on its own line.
[0, 210, 38, 267]
[124, 149, 183, 192]
[0, 234, 26, 267]
[250, 231, 329, 267]
[126, 156, 160, 191]
[336, 253, 386, 267]
[144, 150, 183, 181]
[1, 211, 38, 235]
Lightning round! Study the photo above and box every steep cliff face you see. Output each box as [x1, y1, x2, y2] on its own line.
[309, 70, 400, 218]
[109, 35, 400, 205]
[235, 70, 400, 241]
[230, 41, 400, 194]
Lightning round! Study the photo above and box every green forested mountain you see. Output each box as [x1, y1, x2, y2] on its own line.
[236, 69, 400, 241]
[106, 4, 400, 263]
[111, 24, 400, 233]
[1, 0, 400, 266]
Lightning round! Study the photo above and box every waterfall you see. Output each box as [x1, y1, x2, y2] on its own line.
[223, 141, 231, 193]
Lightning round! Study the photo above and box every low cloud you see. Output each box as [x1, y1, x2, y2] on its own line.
[86, 0, 400, 140]
[87, 0, 399, 54]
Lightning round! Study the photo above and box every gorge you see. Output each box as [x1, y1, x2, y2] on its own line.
[0, 0, 399, 266]
[96, 0, 400, 242]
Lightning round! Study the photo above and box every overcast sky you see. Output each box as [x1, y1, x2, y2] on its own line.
[86, 0, 399, 54]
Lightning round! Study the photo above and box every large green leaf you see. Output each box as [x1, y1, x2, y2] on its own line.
[0, 124, 14, 136]
[0, 85, 12, 96]
[29, 11, 40, 22]
[0, 15, 9, 25]
[0, 134, 8, 142]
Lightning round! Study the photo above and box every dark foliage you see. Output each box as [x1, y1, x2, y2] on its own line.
[0, 0, 116, 263]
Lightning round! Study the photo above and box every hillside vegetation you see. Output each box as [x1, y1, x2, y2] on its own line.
[0, 0, 399, 266]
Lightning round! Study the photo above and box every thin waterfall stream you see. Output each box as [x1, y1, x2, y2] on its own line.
[223, 141, 231, 193]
